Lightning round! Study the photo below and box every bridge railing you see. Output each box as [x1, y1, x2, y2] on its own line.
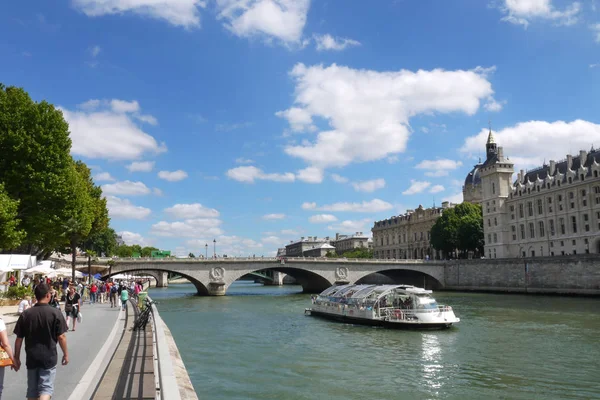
[109, 257, 435, 264]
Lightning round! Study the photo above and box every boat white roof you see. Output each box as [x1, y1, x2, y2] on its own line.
[319, 284, 432, 299]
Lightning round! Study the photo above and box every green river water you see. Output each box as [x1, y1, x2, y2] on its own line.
[149, 282, 600, 400]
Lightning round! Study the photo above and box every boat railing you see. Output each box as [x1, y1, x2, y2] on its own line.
[383, 306, 453, 321]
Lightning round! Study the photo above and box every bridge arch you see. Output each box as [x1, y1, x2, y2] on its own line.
[223, 266, 332, 294]
[353, 267, 444, 290]
[103, 267, 210, 295]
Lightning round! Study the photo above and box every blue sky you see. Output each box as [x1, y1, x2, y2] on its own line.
[2, 0, 600, 256]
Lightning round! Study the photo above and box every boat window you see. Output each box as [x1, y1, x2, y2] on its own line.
[415, 294, 438, 309]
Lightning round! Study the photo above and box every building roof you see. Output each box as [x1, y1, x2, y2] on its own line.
[464, 163, 483, 187]
[517, 148, 600, 186]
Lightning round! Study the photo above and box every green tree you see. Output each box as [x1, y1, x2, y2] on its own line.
[141, 246, 159, 257]
[431, 203, 483, 258]
[0, 84, 76, 255]
[116, 245, 134, 258]
[84, 227, 119, 257]
[0, 184, 25, 250]
[188, 252, 195, 258]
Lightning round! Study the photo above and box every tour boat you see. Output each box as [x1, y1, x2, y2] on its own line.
[305, 284, 460, 329]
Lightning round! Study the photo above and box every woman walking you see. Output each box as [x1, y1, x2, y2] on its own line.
[0, 315, 17, 398]
[65, 286, 82, 331]
[120, 287, 129, 311]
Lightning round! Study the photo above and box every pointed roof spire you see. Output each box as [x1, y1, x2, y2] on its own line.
[487, 120, 496, 144]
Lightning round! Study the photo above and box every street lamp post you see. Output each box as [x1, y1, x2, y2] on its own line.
[213, 239, 216, 259]
[205, 243, 208, 259]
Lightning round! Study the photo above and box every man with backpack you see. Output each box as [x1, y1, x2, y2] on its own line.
[109, 282, 118, 308]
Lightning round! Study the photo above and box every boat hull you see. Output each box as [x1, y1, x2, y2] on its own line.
[307, 309, 456, 330]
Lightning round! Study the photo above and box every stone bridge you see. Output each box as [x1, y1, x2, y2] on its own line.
[103, 258, 446, 296]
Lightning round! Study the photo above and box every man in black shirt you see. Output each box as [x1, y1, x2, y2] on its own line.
[14, 283, 69, 400]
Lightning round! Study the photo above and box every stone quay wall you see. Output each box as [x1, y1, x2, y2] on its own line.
[443, 255, 600, 295]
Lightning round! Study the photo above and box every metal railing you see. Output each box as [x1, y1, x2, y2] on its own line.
[109, 257, 434, 264]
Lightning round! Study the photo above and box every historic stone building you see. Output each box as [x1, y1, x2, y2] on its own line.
[333, 232, 371, 254]
[371, 202, 454, 260]
[476, 130, 600, 258]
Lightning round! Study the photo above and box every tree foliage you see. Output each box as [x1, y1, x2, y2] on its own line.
[0, 183, 25, 250]
[84, 227, 119, 257]
[430, 202, 484, 258]
[326, 247, 374, 259]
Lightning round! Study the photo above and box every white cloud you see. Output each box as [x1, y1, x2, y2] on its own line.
[118, 231, 151, 246]
[309, 214, 338, 223]
[90, 45, 101, 57]
[151, 218, 223, 238]
[331, 173, 349, 183]
[429, 185, 445, 194]
[421, 127, 430, 134]
[226, 166, 295, 183]
[135, 114, 158, 125]
[592, 23, 600, 42]
[153, 187, 163, 196]
[101, 180, 151, 196]
[106, 196, 151, 219]
[165, 203, 220, 219]
[327, 218, 372, 232]
[216, 0, 310, 44]
[158, 170, 188, 182]
[313, 34, 361, 51]
[275, 107, 315, 132]
[261, 235, 282, 245]
[280, 229, 300, 236]
[444, 192, 463, 204]
[94, 172, 115, 182]
[461, 120, 600, 170]
[296, 167, 323, 183]
[500, 0, 581, 27]
[72, 0, 206, 28]
[402, 180, 431, 195]
[126, 161, 155, 172]
[484, 98, 506, 112]
[235, 157, 255, 164]
[351, 178, 385, 193]
[302, 199, 393, 213]
[281, 63, 496, 169]
[61, 99, 165, 160]
[590, 63, 600, 68]
[415, 159, 462, 177]
[262, 213, 286, 220]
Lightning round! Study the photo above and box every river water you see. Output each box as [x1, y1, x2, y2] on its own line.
[149, 282, 600, 400]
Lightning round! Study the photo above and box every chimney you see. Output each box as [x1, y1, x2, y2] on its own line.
[567, 154, 573, 170]
[549, 160, 556, 175]
[300, 236, 305, 240]
[580, 150, 587, 166]
[520, 169, 525, 183]
[336, 233, 340, 240]
[498, 146, 504, 160]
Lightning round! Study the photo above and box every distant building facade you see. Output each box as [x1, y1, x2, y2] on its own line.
[371, 203, 454, 260]
[476, 130, 600, 258]
[284, 236, 332, 257]
[303, 243, 336, 257]
[333, 232, 371, 254]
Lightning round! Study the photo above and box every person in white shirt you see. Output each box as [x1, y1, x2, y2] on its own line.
[0, 316, 17, 398]
[21, 277, 30, 288]
[17, 297, 31, 315]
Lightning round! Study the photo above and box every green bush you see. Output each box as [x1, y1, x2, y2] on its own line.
[2, 285, 33, 300]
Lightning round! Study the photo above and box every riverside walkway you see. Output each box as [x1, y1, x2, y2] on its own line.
[3, 301, 123, 399]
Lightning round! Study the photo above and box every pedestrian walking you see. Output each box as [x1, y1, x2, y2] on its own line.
[99, 282, 106, 304]
[120, 287, 129, 311]
[0, 315, 17, 399]
[64, 287, 82, 331]
[89, 282, 98, 304]
[13, 283, 68, 400]
[110, 283, 118, 308]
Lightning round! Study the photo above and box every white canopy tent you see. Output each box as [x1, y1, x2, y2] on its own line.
[25, 260, 56, 276]
[0, 254, 34, 272]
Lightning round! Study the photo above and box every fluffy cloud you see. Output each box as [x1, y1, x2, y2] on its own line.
[280, 63, 496, 169]
[327, 218, 372, 233]
[263, 213, 286, 220]
[416, 159, 462, 177]
[164, 203, 220, 219]
[500, 0, 581, 27]
[216, 0, 310, 44]
[302, 199, 393, 213]
[592, 23, 600, 43]
[94, 172, 115, 182]
[126, 161, 155, 172]
[429, 185, 445, 194]
[275, 107, 315, 132]
[61, 99, 165, 160]
[443, 192, 464, 204]
[151, 218, 223, 238]
[461, 120, 600, 169]
[72, 0, 206, 28]
[261, 235, 282, 245]
[102, 180, 151, 196]
[331, 173, 349, 183]
[118, 231, 151, 246]
[106, 196, 151, 219]
[158, 170, 188, 182]
[296, 167, 323, 183]
[402, 180, 431, 195]
[235, 157, 255, 164]
[226, 166, 295, 183]
[313, 34, 361, 51]
[309, 214, 338, 223]
[351, 178, 385, 193]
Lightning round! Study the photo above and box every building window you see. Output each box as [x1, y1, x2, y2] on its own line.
[494, 217, 497, 226]
[547, 197, 552, 204]
[511, 225, 516, 241]
[531, 250, 535, 257]
[493, 233, 497, 243]
[488, 234, 491, 243]
[549, 219, 555, 236]
[528, 202, 533, 217]
[386, 236, 389, 245]
[529, 222, 535, 238]
[571, 216, 577, 233]
[510, 205, 515, 212]
[539, 221, 545, 237]
[570, 202, 575, 209]
[560, 218, 565, 235]
[537, 199, 543, 215]
[492, 182, 495, 194]
[520, 224, 525, 240]
[561, 241, 564, 246]
[493, 249, 496, 259]
[568, 177, 572, 184]
[519, 204, 524, 218]
[550, 242, 554, 248]
[569, 191, 574, 199]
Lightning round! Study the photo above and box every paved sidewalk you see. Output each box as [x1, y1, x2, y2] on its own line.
[3, 302, 121, 399]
